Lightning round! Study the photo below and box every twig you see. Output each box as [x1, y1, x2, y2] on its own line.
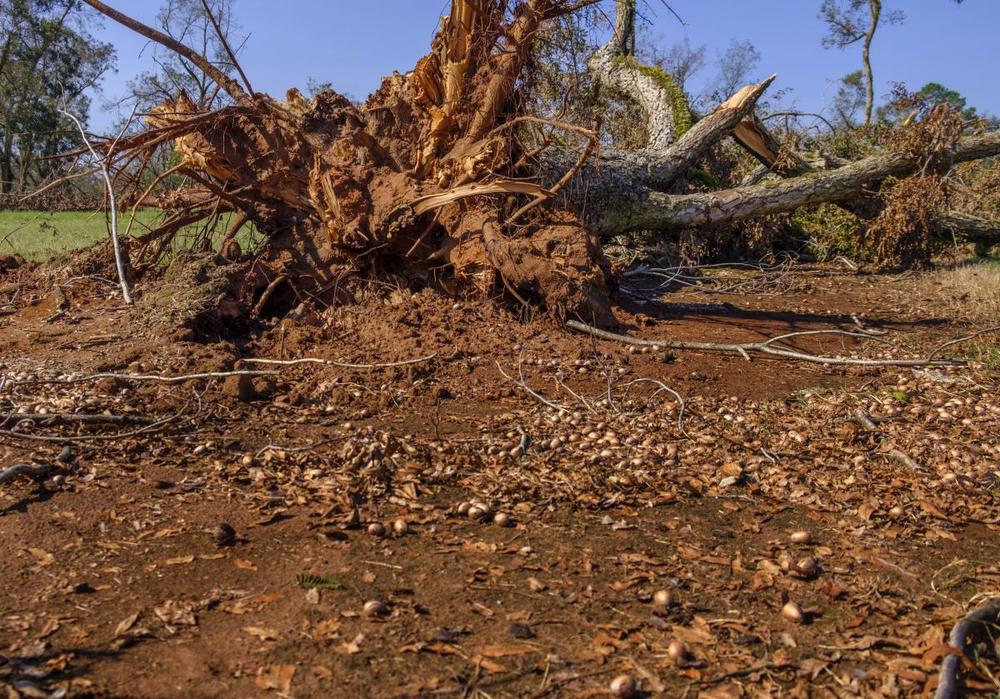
[702, 661, 794, 685]
[928, 326, 1000, 360]
[889, 448, 924, 471]
[243, 354, 437, 370]
[565, 320, 965, 368]
[935, 598, 1000, 699]
[17, 370, 278, 386]
[496, 362, 569, 414]
[252, 274, 289, 317]
[0, 413, 158, 426]
[0, 409, 185, 443]
[199, 0, 254, 94]
[619, 378, 686, 429]
[0, 463, 54, 486]
[60, 103, 136, 305]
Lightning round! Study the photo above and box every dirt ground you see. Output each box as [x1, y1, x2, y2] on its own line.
[1, 256, 998, 698]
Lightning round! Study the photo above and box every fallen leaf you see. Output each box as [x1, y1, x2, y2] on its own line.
[478, 643, 537, 658]
[256, 664, 296, 694]
[115, 612, 140, 637]
[245, 626, 280, 641]
[164, 555, 195, 566]
[28, 548, 54, 566]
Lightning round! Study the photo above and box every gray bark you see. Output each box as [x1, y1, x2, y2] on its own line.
[575, 130, 1000, 236]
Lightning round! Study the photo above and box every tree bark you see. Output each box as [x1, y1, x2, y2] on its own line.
[934, 212, 1000, 253]
[588, 130, 1000, 236]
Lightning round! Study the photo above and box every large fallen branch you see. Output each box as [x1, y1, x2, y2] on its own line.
[591, 130, 1000, 235]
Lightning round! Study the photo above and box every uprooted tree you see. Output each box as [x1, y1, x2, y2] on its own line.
[81, 0, 1000, 328]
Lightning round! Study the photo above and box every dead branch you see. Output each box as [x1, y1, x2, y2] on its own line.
[81, 0, 250, 105]
[496, 361, 570, 414]
[60, 104, 136, 305]
[16, 370, 278, 386]
[565, 320, 965, 368]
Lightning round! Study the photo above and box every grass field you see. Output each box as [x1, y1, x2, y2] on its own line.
[0, 210, 260, 262]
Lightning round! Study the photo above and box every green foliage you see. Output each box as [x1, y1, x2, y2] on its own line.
[614, 55, 693, 137]
[791, 204, 871, 262]
[0, 0, 115, 194]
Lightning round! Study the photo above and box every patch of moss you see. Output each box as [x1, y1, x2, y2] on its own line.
[687, 167, 721, 189]
[613, 55, 693, 137]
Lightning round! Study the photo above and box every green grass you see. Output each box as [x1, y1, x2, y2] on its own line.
[0, 210, 262, 262]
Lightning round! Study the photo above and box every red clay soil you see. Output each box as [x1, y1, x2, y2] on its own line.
[1, 257, 998, 698]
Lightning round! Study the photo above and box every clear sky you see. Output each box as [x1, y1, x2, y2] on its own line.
[88, 0, 1000, 131]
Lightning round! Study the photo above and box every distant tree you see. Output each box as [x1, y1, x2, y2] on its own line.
[819, 0, 903, 127]
[125, 0, 243, 114]
[652, 38, 706, 94]
[0, 0, 115, 194]
[831, 70, 866, 128]
[707, 39, 761, 105]
[878, 81, 992, 125]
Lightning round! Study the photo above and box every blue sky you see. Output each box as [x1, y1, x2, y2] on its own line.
[88, 0, 1000, 131]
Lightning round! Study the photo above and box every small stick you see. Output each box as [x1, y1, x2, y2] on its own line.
[927, 325, 1000, 360]
[244, 354, 437, 370]
[60, 103, 137, 305]
[889, 448, 924, 471]
[0, 413, 159, 426]
[496, 362, 569, 414]
[0, 411, 184, 443]
[565, 320, 965, 368]
[16, 370, 278, 386]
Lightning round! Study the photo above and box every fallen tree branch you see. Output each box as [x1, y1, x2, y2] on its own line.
[935, 598, 1000, 699]
[927, 325, 1000, 360]
[81, 0, 250, 105]
[565, 320, 965, 368]
[496, 361, 569, 414]
[597, 130, 1000, 235]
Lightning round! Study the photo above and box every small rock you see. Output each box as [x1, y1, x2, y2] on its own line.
[213, 522, 236, 547]
[508, 622, 536, 639]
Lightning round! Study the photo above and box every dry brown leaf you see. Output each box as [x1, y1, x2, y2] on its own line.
[256, 664, 296, 694]
[245, 626, 280, 641]
[28, 548, 54, 566]
[114, 612, 140, 637]
[478, 643, 537, 658]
